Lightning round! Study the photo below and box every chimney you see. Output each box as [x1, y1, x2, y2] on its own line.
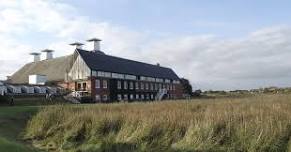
[30, 52, 41, 62]
[70, 42, 84, 49]
[87, 38, 102, 52]
[157, 63, 160, 67]
[41, 49, 54, 60]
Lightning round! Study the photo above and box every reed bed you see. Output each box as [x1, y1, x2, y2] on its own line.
[25, 94, 291, 152]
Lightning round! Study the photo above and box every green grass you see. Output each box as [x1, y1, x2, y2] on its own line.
[25, 94, 291, 152]
[0, 106, 39, 152]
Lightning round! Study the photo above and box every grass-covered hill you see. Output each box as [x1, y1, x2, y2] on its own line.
[25, 94, 291, 152]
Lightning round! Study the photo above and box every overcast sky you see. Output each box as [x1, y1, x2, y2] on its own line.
[0, 0, 291, 90]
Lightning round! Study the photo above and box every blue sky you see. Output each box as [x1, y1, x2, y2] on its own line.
[62, 0, 291, 36]
[1, 0, 291, 90]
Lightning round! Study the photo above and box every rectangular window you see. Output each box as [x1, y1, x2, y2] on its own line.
[124, 94, 128, 101]
[95, 95, 101, 101]
[92, 71, 97, 76]
[159, 84, 162, 90]
[136, 94, 139, 100]
[145, 83, 149, 90]
[125, 75, 137, 80]
[95, 79, 100, 88]
[151, 94, 154, 100]
[103, 80, 108, 89]
[129, 82, 134, 90]
[117, 81, 122, 89]
[141, 94, 145, 100]
[135, 82, 139, 90]
[140, 83, 144, 90]
[124, 81, 128, 89]
[102, 95, 108, 101]
[130, 94, 134, 100]
[150, 83, 154, 90]
[173, 85, 176, 91]
[117, 94, 122, 101]
[155, 84, 158, 90]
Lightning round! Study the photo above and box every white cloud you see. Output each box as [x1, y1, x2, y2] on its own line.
[0, 0, 291, 90]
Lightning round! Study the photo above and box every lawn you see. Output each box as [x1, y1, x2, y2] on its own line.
[25, 94, 291, 152]
[0, 106, 39, 152]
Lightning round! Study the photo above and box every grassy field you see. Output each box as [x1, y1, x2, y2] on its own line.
[0, 106, 39, 152]
[24, 94, 291, 152]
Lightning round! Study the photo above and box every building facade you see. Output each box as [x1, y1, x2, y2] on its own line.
[9, 40, 183, 102]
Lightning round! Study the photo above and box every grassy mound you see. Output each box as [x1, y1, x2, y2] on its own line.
[25, 94, 291, 152]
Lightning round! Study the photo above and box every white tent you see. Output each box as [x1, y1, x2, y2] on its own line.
[21, 86, 35, 94]
[34, 86, 47, 94]
[0, 86, 7, 96]
[7, 85, 22, 94]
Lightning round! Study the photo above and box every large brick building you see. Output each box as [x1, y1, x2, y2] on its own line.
[9, 39, 183, 102]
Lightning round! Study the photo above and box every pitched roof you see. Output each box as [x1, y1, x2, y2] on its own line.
[10, 55, 75, 84]
[77, 49, 180, 80]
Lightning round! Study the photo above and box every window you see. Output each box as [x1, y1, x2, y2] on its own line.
[117, 81, 121, 89]
[83, 83, 86, 90]
[140, 83, 144, 90]
[124, 81, 128, 89]
[135, 82, 139, 90]
[102, 95, 108, 101]
[92, 71, 97, 76]
[151, 94, 154, 100]
[159, 84, 162, 90]
[173, 85, 176, 91]
[150, 83, 154, 90]
[167, 84, 170, 90]
[155, 84, 158, 90]
[103, 80, 108, 89]
[130, 94, 134, 100]
[77, 83, 81, 90]
[136, 94, 139, 100]
[117, 94, 122, 101]
[124, 94, 128, 101]
[129, 82, 134, 90]
[95, 79, 100, 88]
[146, 94, 150, 100]
[95, 95, 101, 101]
[145, 83, 149, 90]
[141, 94, 145, 100]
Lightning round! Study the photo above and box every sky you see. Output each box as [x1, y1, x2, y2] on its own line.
[0, 0, 291, 90]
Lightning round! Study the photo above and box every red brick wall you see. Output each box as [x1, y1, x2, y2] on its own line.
[90, 77, 110, 103]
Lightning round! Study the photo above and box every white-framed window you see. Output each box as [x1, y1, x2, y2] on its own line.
[130, 94, 134, 100]
[141, 94, 145, 100]
[140, 76, 146, 81]
[124, 81, 128, 89]
[167, 84, 170, 90]
[136, 94, 139, 100]
[140, 82, 144, 90]
[124, 94, 128, 101]
[159, 84, 162, 90]
[95, 95, 101, 101]
[95, 79, 100, 89]
[117, 81, 121, 89]
[135, 82, 139, 90]
[155, 83, 158, 90]
[103, 80, 108, 89]
[145, 83, 149, 90]
[92, 71, 97, 76]
[146, 94, 150, 100]
[117, 94, 122, 101]
[102, 95, 108, 101]
[150, 83, 154, 90]
[173, 85, 176, 91]
[150, 94, 154, 99]
[129, 82, 134, 90]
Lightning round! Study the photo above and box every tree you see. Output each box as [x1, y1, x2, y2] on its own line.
[180, 78, 193, 96]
